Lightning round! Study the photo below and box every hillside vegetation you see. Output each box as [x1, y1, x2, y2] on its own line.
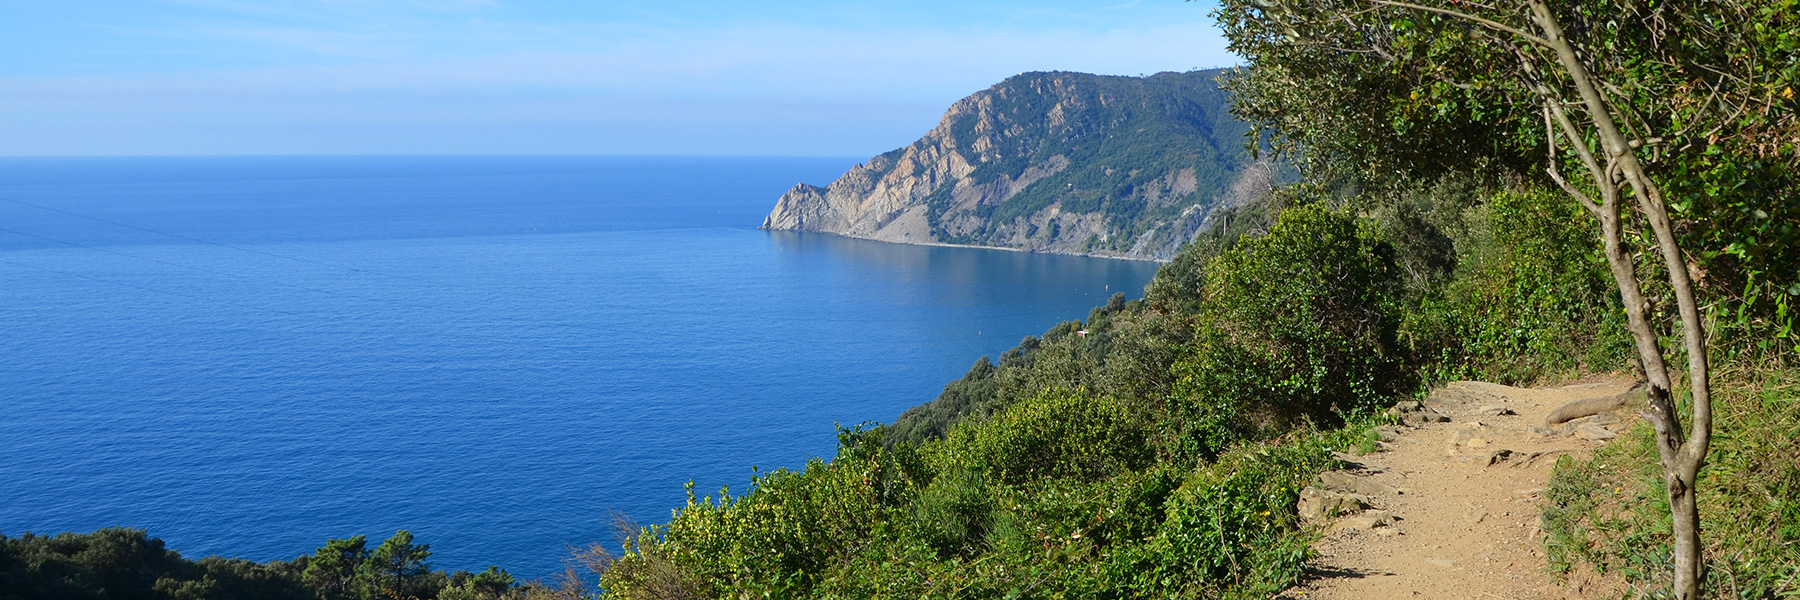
[13, 169, 1788, 599]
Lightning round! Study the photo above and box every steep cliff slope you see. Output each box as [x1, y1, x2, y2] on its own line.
[761, 69, 1267, 260]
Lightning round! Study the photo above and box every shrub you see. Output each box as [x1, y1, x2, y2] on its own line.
[1102, 430, 1341, 599]
[930, 389, 1153, 486]
[1168, 203, 1410, 457]
[1404, 189, 1631, 383]
[909, 467, 995, 558]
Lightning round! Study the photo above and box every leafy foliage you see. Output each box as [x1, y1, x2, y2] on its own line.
[600, 410, 1366, 599]
[1169, 203, 1409, 457]
[930, 390, 1153, 486]
[0, 528, 311, 600]
[1214, 0, 1800, 362]
[1402, 188, 1634, 382]
[303, 536, 367, 600]
[438, 567, 517, 600]
[363, 531, 432, 600]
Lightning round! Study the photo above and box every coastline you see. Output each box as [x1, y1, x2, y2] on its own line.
[759, 227, 1172, 264]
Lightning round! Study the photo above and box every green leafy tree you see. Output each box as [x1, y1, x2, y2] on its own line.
[1214, 0, 1797, 596]
[152, 575, 220, 600]
[466, 566, 512, 597]
[302, 536, 367, 600]
[0, 528, 190, 600]
[190, 557, 311, 600]
[359, 531, 429, 600]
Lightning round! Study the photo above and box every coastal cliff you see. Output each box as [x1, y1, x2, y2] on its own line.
[761, 69, 1271, 260]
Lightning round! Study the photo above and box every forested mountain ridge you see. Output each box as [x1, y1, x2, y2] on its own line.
[761, 69, 1268, 260]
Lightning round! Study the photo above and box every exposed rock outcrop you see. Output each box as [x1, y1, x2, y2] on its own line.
[762, 69, 1270, 261]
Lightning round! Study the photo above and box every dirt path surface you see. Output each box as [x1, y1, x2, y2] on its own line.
[1283, 378, 1640, 600]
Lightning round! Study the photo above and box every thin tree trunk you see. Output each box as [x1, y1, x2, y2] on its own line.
[1528, 3, 1712, 597]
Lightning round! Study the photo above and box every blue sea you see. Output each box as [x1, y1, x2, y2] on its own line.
[0, 156, 1160, 578]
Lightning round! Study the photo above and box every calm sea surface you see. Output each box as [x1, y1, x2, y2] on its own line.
[0, 156, 1159, 577]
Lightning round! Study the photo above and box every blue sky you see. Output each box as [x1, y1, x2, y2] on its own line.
[0, 1, 1235, 156]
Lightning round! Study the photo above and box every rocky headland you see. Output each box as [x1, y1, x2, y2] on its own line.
[761, 69, 1274, 261]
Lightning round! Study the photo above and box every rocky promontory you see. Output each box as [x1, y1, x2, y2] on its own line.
[762, 70, 1273, 260]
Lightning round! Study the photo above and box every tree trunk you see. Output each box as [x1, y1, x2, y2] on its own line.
[1527, 3, 1712, 598]
[1672, 481, 1702, 599]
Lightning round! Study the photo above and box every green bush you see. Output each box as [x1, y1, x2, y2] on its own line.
[1118, 452, 1312, 597]
[929, 389, 1153, 486]
[909, 467, 995, 558]
[1168, 203, 1410, 456]
[1403, 189, 1631, 383]
[602, 426, 915, 599]
[1664, 156, 1800, 360]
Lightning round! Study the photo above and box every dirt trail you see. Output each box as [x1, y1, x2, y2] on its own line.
[1283, 378, 1640, 600]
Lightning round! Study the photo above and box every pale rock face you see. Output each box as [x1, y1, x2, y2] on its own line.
[761, 70, 1262, 260]
[762, 96, 983, 240]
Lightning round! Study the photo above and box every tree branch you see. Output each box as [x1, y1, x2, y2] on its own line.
[1546, 166, 1602, 215]
[1542, 85, 1609, 207]
[1544, 103, 1601, 215]
[1368, 0, 1551, 46]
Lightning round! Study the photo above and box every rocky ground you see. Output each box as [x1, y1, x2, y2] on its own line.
[1281, 378, 1642, 599]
